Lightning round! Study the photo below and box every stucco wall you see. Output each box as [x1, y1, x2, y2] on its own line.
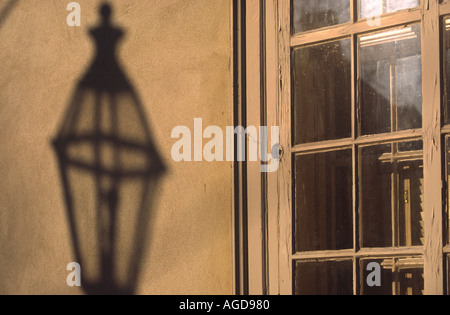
[0, 0, 233, 295]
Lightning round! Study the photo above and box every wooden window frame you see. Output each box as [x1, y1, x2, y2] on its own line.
[239, 0, 450, 295]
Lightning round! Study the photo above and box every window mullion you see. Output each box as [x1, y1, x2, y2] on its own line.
[351, 0, 358, 23]
[277, 0, 293, 296]
[421, 0, 445, 295]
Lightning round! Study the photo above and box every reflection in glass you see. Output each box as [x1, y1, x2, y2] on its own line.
[359, 25, 422, 136]
[292, 0, 350, 33]
[360, 141, 424, 248]
[444, 17, 450, 125]
[359, 0, 419, 19]
[295, 260, 353, 295]
[360, 257, 424, 295]
[294, 150, 353, 252]
[293, 39, 352, 145]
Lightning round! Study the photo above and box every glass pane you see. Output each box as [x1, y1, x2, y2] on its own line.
[360, 257, 424, 295]
[360, 141, 424, 248]
[446, 137, 450, 246]
[447, 256, 450, 295]
[295, 260, 353, 295]
[292, 0, 350, 34]
[359, 25, 422, 136]
[294, 150, 353, 252]
[293, 39, 352, 145]
[359, 0, 419, 19]
[444, 17, 450, 125]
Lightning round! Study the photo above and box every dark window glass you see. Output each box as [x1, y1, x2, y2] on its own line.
[444, 17, 450, 125]
[360, 141, 424, 248]
[295, 260, 353, 295]
[447, 256, 450, 295]
[292, 0, 350, 33]
[445, 137, 450, 246]
[294, 150, 353, 252]
[359, 25, 422, 135]
[293, 39, 352, 145]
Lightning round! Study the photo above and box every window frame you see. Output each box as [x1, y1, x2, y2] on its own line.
[273, 0, 447, 295]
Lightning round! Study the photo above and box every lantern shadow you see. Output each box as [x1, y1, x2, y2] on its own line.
[0, 0, 18, 29]
[53, 3, 165, 295]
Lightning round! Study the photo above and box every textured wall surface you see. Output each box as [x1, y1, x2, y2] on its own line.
[0, 0, 233, 295]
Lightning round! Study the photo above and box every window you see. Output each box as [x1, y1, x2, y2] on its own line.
[273, 0, 450, 295]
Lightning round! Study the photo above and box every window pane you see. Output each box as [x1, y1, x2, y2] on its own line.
[446, 137, 450, 246]
[360, 141, 424, 248]
[294, 150, 353, 252]
[359, 0, 419, 19]
[295, 260, 353, 295]
[293, 39, 352, 145]
[444, 17, 450, 125]
[359, 25, 422, 136]
[292, 0, 350, 34]
[360, 257, 424, 295]
[447, 256, 450, 295]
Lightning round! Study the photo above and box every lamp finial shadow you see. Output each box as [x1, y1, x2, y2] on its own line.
[53, 2, 165, 295]
[0, 0, 18, 29]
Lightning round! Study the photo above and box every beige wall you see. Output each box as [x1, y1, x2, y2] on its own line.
[0, 0, 233, 295]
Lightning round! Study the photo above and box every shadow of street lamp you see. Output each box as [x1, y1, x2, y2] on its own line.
[53, 3, 165, 295]
[0, 0, 18, 29]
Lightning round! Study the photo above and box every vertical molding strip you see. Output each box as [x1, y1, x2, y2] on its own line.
[260, 0, 270, 296]
[233, 0, 249, 296]
[266, 0, 281, 295]
[246, 0, 264, 296]
[422, 0, 444, 295]
[277, 0, 293, 295]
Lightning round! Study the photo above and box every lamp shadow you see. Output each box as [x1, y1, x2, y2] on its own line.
[52, 3, 165, 295]
[0, 0, 18, 29]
